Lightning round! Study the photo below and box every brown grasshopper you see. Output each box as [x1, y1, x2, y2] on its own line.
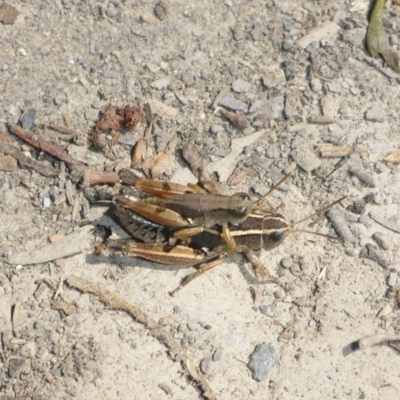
[116, 168, 291, 239]
[104, 170, 345, 295]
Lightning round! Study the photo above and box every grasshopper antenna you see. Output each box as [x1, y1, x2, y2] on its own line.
[255, 172, 292, 210]
[289, 196, 347, 239]
[291, 196, 347, 227]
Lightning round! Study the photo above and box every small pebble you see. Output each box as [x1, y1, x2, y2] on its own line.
[17, 47, 27, 56]
[305, 41, 319, 53]
[158, 383, 172, 395]
[265, 146, 279, 159]
[281, 257, 293, 269]
[150, 77, 171, 90]
[281, 61, 296, 81]
[291, 145, 322, 173]
[8, 358, 26, 378]
[187, 321, 201, 331]
[0, 155, 17, 172]
[140, 12, 153, 22]
[154, 2, 167, 20]
[259, 305, 268, 315]
[200, 357, 211, 374]
[247, 343, 278, 382]
[158, 317, 172, 327]
[309, 319, 317, 328]
[343, 28, 367, 47]
[20, 342, 36, 358]
[212, 347, 223, 362]
[281, 40, 297, 53]
[263, 95, 285, 120]
[387, 273, 397, 287]
[360, 243, 389, 268]
[19, 108, 37, 131]
[365, 106, 385, 123]
[262, 67, 286, 88]
[348, 200, 365, 215]
[232, 78, 251, 93]
[218, 95, 247, 111]
[372, 232, 388, 250]
[43, 197, 51, 207]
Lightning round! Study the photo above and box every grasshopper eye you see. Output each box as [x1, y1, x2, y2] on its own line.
[233, 206, 248, 217]
[229, 192, 252, 223]
[270, 230, 284, 242]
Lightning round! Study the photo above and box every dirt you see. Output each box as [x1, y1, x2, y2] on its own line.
[1, 1, 400, 399]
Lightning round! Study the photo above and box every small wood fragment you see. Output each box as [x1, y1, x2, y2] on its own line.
[358, 333, 400, 350]
[326, 209, 355, 244]
[48, 234, 65, 243]
[51, 300, 77, 316]
[297, 21, 340, 49]
[0, 142, 60, 177]
[149, 152, 172, 179]
[349, 168, 375, 187]
[12, 303, 27, 332]
[316, 144, 353, 158]
[220, 109, 249, 130]
[147, 99, 178, 120]
[47, 125, 79, 136]
[7, 225, 92, 265]
[360, 243, 389, 268]
[131, 139, 146, 166]
[182, 141, 209, 181]
[384, 150, 400, 164]
[307, 115, 335, 125]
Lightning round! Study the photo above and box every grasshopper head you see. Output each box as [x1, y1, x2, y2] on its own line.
[261, 213, 291, 251]
[228, 192, 253, 225]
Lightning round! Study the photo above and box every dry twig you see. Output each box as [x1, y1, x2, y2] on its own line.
[8, 124, 119, 186]
[65, 275, 218, 400]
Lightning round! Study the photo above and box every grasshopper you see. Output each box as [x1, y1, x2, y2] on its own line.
[115, 168, 292, 244]
[104, 172, 346, 295]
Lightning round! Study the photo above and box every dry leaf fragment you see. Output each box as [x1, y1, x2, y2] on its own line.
[366, 0, 400, 74]
[89, 104, 144, 153]
[0, 2, 19, 24]
[131, 139, 146, 166]
[220, 109, 250, 130]
[384, 150, 400, 164]
[150, 152, 171, 179]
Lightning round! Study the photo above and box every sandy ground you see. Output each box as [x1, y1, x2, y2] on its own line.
[1, 1, 400, 399]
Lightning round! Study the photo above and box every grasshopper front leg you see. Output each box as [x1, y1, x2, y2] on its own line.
[168, 255, 226, 296]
